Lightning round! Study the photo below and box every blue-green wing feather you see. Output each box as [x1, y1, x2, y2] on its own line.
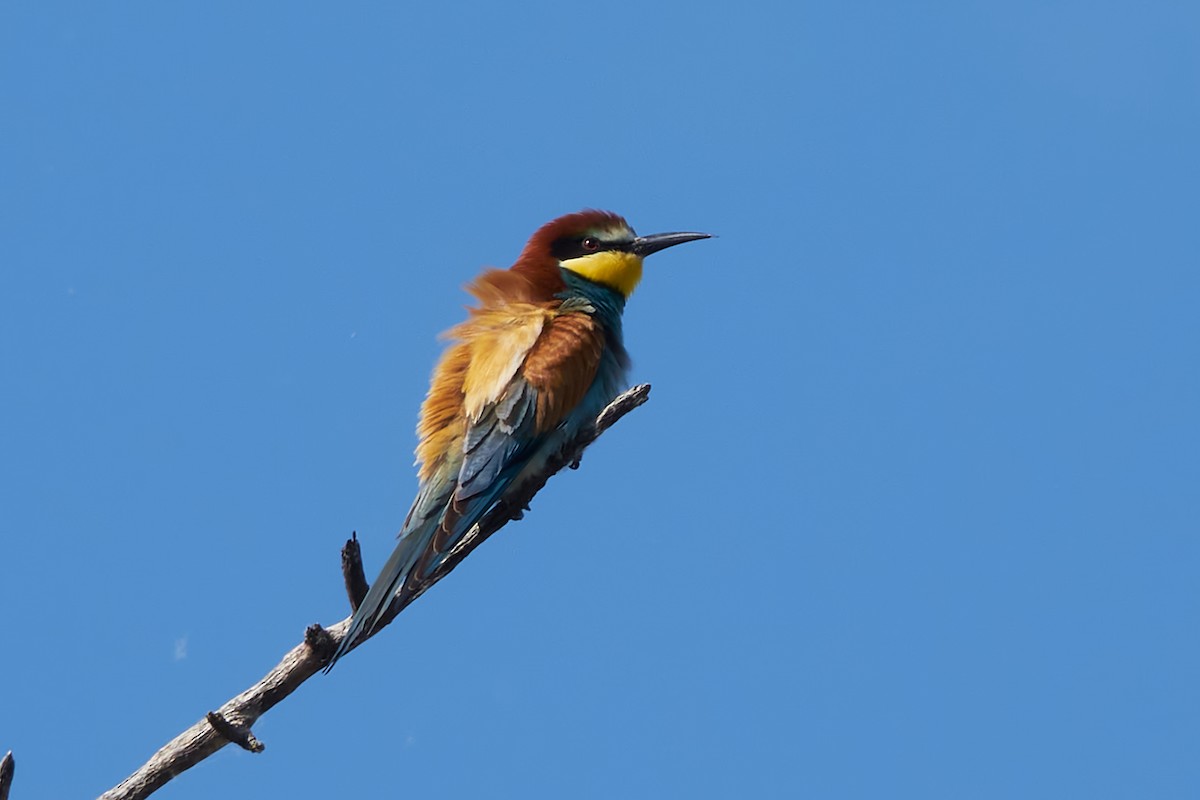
[326, 377, 546, 668]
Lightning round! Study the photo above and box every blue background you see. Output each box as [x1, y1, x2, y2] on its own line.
[3, 2, 1198, 798]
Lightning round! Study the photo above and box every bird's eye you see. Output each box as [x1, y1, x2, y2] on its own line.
[581, 237, 600, 252]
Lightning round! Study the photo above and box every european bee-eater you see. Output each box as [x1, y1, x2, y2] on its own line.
[326, 210, 709, 670]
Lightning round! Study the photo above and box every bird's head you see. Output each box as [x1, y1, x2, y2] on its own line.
[513, 210, 710, 299]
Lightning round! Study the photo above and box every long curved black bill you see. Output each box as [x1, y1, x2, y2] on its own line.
[630, 231, 712, 257]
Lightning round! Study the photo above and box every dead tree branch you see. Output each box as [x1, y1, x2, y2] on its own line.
[1, 752, 14, 800]
[93, 384, 651, 800]
[340, 531, 369, 612]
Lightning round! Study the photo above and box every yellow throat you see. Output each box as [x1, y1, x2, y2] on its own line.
[559, 250, 645, 298]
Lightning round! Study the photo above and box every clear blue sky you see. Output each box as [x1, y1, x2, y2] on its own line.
[3, 2, 1198, 798]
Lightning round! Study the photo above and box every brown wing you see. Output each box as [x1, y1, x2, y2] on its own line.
[415, 304, 604, 482]
[416, 304, 551, 482]
[521, 311, 606, 433]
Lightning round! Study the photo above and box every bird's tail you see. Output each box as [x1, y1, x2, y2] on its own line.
[323, 477, 516, 672]
[323, 516, 437, 671]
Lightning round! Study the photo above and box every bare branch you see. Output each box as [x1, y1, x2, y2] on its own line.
[1, 751, 15, 800]
[204, 713, 264, 753]
[341, 532, 369, 612]
[97, 618, 351, 800]
[95, 384, 651, 800]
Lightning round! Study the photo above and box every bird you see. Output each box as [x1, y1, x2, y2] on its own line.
[325, 209, 710, 671]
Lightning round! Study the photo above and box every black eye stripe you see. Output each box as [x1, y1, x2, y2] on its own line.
[550, 236, 630, 261]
